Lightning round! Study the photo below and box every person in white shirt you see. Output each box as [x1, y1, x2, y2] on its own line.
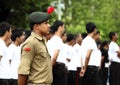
[63, 34, 76, 85]
[8, 29, 26, 85]
[93, 31, 101, 68]
[108, 32, 120, 85]
[57, 31, 67, 64]
[0, 22, 12, 85]
[100, 40, 109, 85]
[47, 20, 66, 85]
[73, 34, 83, 85]
[93, 31, 102, 85]
[80, 22, 98, 85]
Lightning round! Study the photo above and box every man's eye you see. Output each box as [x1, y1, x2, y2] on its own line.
[45, 21, 49, 24]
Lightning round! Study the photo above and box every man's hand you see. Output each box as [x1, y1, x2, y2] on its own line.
[79, 68, 86, 77]
[0, 56, 2, 61]
[18, 74, 28, 85]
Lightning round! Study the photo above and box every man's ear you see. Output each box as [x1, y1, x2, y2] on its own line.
[33, 24, 39, 30]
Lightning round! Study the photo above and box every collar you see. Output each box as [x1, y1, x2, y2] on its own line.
[31, 32, 44, 41]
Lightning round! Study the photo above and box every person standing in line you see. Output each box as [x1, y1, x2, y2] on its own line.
[18, 12, 53, 85]
[61, 31, 67, 43]
[45, 27, 53, 41]
[100, 40, 109, 85]
[8, 29, 26, 85]
[56, 31, 68, 85]
[80, 22, 98, 85]
[65, 34, 76, 85]
[108, 32, 120, 85]
[0, 22, 12, 85]
[47, 20, 66, 85]
[93, 31, 102, 85]
[72, 33, 83, 85]
[94, 40, 102, 85]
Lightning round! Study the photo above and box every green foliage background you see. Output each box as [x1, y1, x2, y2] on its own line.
[0, 0, 120, 43]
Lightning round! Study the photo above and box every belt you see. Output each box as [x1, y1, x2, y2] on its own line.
[87, 65, 98, 69]
[27, 83, 51, 85]
[56, 62, 65, 65]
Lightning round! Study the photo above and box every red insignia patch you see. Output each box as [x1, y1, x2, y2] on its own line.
[24, 48, 31, 51]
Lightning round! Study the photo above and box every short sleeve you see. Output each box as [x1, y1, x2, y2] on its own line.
[7, 44, 15, 60]
[114, 43, 120, 52]
[18, 42, 34, 75]
[0, 43, 4, 56]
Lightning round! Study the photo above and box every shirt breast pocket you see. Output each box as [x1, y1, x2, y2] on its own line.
[35, 51, 48, 65]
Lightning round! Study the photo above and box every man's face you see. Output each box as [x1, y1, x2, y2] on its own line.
[5, 28, 12, 46]
[38, 20, 50, 36]
[6, 28, 12, 40]
[114, 33, 118, 41]
[18, 32, 26, 45]
[77, 34, 82, 44]
[94, 33, 100, 41]
[60, 25, 65, 35]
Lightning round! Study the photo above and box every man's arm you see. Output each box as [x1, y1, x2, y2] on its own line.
[51, 50, 59, 66]
[99, 56, 104, 69]
[116, 50, 120, 58]
[0, 56, 2, 61]
[18, 74, 28, 85]
[80, 49, 92, 77]
[84, 49, 92, 70]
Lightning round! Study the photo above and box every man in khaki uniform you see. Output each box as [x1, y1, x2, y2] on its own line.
[18, 12, 53, 85]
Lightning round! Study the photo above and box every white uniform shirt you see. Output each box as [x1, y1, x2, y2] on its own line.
[81, 36, 98, 66]
[91, 49, 101, 66]
[73, 44, 82, 67]
[108, 41, 120, 63]
[0, 39, 10, 79]
[57, 43, 68, 64]
[66, 45, 76, 71]
[8, 43, 21, 79]
[47, 35, 63, 60]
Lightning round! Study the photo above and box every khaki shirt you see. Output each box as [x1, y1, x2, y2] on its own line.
[18, 32, 53, 84]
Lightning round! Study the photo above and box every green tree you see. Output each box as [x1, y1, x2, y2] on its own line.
[62, 0, 120, 43]
[0, 0, 52, 28]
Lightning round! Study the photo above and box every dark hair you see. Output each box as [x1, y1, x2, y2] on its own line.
[101, 40, 109, 47]
[108, 31, 116, 40]
[96, 30, 100, 34]
[0, 22, 11, 36]
[51, 20, 64, 34]
[11, 28, 24, 41]
[81, 32, 88, 39]
[25, 30, 31, 39]
[96, 40, 101, 47]
[86, 22, 96, 33]
[100, 40, 109, 50]
[29, 23, 35, 31]
[66, 34, 75, 42]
